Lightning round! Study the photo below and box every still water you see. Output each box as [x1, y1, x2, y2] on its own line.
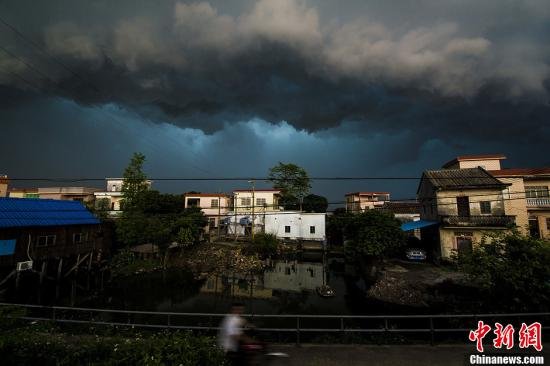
[1, 252, 418, 315]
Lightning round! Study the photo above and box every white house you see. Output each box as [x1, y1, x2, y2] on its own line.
[224, 211, 326, 241]
[93, 178, 152, 214]
[183, 193, 231, 229]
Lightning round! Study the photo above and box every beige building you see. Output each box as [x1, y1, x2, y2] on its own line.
[233, 189, 281, 214]
[490, 168, 550, 239]
[183, 193, 231, 229]
[8, 188, 39, 198]
[418, 167, 515, 260]
[441, 154, 550, 239]
[37, 187, 100, 202]
[93, 178, 152, 215]
[0, 175, 8, 197]
[345, 192, 390, 212]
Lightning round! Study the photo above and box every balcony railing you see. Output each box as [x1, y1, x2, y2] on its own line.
[441, 215, 515, 227]
[526, 198, 550, 207]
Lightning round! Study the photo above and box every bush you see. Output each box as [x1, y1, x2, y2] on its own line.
[456, 233, 550, 312]
[246, 233, 279, 257]
[0, 327, 226, 366]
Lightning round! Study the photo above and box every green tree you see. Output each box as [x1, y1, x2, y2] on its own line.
[302, 194, 328, 213]
[121, 152, 149, 210]
[456, 233, 550, 311]
[91, 198, 110, 219]
[246, 233, 279, 257]
[279, 194, 300, 210]
[268, 162, 311, 206]
[344, 210, 406, 258]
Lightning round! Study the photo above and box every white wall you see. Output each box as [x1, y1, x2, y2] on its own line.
[264, 212, 326, 241]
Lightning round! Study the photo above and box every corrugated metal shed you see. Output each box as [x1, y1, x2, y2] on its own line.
[0, 197, 100, 228]
[423, 167, 509, 190]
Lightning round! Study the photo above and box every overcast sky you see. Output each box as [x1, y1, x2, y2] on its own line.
[1, 0, 549, 205]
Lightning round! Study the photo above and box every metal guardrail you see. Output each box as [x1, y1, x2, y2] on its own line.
[1, 303, 549, 345]
[442, 215, 516, 227]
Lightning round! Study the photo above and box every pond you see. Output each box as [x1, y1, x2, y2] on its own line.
[0, 252, 421, 315]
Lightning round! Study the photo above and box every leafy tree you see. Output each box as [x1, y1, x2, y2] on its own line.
[326, 209, 353, 246]
[116, 191, 207, 249]
[302, 194, 328, 213]
[456, 233, 550, 311]
[92, 198, 110, 219]
[268, 162, 311, 205]
[279, 194, 300, 210]
[344, 210, 406, 258]
[246, 233, 279, 257]
[121, 152, 149, 210]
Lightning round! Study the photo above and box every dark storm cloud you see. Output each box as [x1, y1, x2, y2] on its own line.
[0, 0, 549, 138]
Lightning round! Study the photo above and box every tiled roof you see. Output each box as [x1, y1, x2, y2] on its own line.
[380, 201, 421, 214]
[489, 168, 550, 177]
[423, 167, 509, 190]
[442, 154, 506, 168]
[0, 198, 100, 228]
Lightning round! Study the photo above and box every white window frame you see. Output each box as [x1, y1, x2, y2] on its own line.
[210, 199, 219, 208]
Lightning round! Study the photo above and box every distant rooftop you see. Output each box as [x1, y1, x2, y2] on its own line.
[184, 192, 229, 197]
[233, 189, 280, 192]
[422, 167, 509, 190]
[442, 154, 507, 168]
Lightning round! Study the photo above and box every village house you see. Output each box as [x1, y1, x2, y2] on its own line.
[379, 201, 421, 239]
[0, 197, 109, 276]
[8, 187, 39, 198]
[93, 178, 152, 215]
[442, 154, 550, 239]
[0, 175, 7, 197]
[183, 192, 231, 230]
[417, 167, 515, 260]
[37, 187, 100, 203]
[345, 192, 390, 212]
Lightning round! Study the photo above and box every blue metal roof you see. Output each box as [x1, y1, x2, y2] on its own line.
[401, 220, 439, 231]
[0, 197, 100, 229]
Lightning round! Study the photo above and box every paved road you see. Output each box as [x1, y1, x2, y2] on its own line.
[268, 344, 548, 366]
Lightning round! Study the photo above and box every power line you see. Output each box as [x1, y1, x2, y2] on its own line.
[0, 15, 100, 94]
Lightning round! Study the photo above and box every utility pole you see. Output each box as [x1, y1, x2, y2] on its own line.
[217, 191, 221, 239]
[249, 179, 255, 241]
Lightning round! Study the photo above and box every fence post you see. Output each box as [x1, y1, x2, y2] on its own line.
[340, 317, 345, 341]
[296, 317, 301, 347]
[430, 317, 434, 346]
[167, 314, 171, 326]
[384, 318, 389, 345]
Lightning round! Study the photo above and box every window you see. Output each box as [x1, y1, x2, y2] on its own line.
[241, 197, 251, 207]
[479, 201, 491, 214]
[256, 198, 266, 207]
[210, 199, 219, 208]
[37, 235, 56, 247]
[310, 226, 315, 234]
[285, 226, 291, 233]
[187, 198, 200, 208]
[73, 233, 83, 244]
[525, 186, 549, 198]
[456, 196, 470, 217]
[546, 218, 550, 230]
[111, 185, 117, 192]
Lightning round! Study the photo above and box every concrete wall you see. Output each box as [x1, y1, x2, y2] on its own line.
[497, 177, 529, 235]
[234, 191, 280, 213]
[435, 189, 506, 216]
[264, 212, 326, 241]
[456, 159, 503, 170]
[438, 227, 507, 259]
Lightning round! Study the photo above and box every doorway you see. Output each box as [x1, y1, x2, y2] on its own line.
[456, 196, 470, 217]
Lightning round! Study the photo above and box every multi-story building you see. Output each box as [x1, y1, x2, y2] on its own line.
[8, 188, 40, 199]
[232, 189, 281, 214]
[93, 178, 152, 214]
[183, 193, 231, 229]
[417, 167, 515, 260]
[0, 176, 8, 197]
[345, 192, 390, 212]
[441, 154, 550, 239]
[37, 187, 100, 203]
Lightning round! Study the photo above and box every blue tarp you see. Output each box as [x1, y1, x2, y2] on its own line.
[0, 239, 16, 256]
[401, 220, 439, 231]
[239, 216, 252, 225]
[0, 197, 100, 229]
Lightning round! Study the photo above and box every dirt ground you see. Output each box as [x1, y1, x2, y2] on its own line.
[367, 260, 466, 307]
